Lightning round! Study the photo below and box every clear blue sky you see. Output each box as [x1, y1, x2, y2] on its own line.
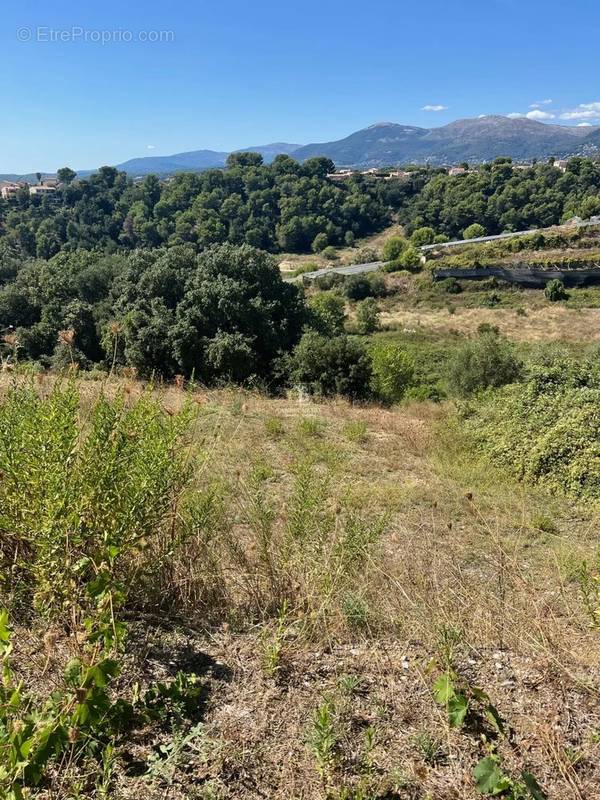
[2, 0, 600, 172]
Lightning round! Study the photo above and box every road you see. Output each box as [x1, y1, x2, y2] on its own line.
[291, 261, 382, 282]
[296, 217, 600, 282]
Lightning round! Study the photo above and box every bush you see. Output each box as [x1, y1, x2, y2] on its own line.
[370, 343, 415, 404]
[398, 247, 423, 272]
[312, 232, 329, 253]
[290, 332, 372, 399]
[309, 291, 346, 335]
[448, 332, 522, 396]
[411, 227, 436, 247]
[355, 298, 379, 334]
[439, 277, 462, 294]
[545, 278, 568, 302]
[352, 246, 380, 264]
[381, 236, 409, 262]
[463, 223, 486, 240]
[344, 274, 386, 301]
[471, 354, 600, 499]
[322, 246, 339, 261]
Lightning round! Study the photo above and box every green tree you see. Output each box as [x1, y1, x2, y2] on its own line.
[370, 343, 414, 403]
[448, 332, 522, 397]
[312, 232, 329, 253]
[355, 298, 379, 334]
[463, 223, 486, 240]
[57, 167, 77, 185]
[410, 227, 436, 247]
[290, 332, 372, 399]
[309, 291, 346, 335]
[381, 236, 408, 262]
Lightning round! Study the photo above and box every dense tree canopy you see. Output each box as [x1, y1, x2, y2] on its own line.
[0, 157, 391, 258]
[401, 157, 600, 238]
[0, 244, 307, 383]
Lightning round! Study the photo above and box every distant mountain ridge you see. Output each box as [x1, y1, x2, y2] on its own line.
[3, 117, 600, 180]
[292, 116, 600, 166]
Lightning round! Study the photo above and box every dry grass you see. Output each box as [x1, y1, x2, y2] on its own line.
[381, 304, 600, 343]
[3, 374, 599, 798]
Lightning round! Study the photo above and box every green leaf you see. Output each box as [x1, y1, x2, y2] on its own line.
[433, 673, 455, 704]
[64, 658, 83, 685]
[474, 756, 512, 795]
[0, 609, 11, 643]
[447, 694, 469, 727]
[484, 703, 506, 736]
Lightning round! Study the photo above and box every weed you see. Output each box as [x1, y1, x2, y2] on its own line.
[307, 696, 338, 783]
[530, 514, 559, 535]
[264, 416, 284, 438]
[337, 674, 364, 696]
[411, 730, 446, 766]
[298, 416, 326, 438]
[261, 600, 289, 677]
[343, 420, 369, 443]
[342, 592, 370, 630]
[578, 561, 600, 627]
[474, 753, 546, 799]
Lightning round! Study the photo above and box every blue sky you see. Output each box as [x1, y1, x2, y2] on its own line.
[1, 0, 600, 172]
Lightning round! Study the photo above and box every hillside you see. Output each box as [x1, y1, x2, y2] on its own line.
[2, 373, 599, 799]
[294, 116, 600, 166]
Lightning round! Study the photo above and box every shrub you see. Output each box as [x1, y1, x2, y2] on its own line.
[312, 232, 329, 253]
[545, 278, 568, 302]
[344, 274, 386, 301]
[439, 277, 462, 294]
[448, 332, 522, 396]
[352, 246, 380, 264]
[309, 291, 346, 335]
[313, 271, 345, 290]
[398, 247, 422, 272]
[381, 236, 409, 262]
[370, 343, 415, 404]
[471, 354, 600, 499]
[463, 223, 486, 240]
[322, 246, 339, 261]
[290, 332, 372, 399]
[411, 227, 436, 247]
[355, 298, 380, 334]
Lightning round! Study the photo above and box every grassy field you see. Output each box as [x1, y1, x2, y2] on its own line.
[2, 373, 599, 799]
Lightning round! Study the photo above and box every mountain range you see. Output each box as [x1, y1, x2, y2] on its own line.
[3, 116, 599, 181]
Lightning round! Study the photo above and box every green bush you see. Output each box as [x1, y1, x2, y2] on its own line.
[355, 298, 380, 334]
[344, 273, 386, 301]
[545, 278, 568, 302]
[290, 332, 372, 399]
[370, 343, 415, 404]
[463, 223, 486, 240]
[381, 236, 409, 262]
[398, 247, 422, 272]
[309, 291, 346, 335]
[312, 232, 329, 253]
[448, 332, 522, 397]
[439, 277, 462, 294]
[471, 354, 600, 499]
[411, 227, 436, 247]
